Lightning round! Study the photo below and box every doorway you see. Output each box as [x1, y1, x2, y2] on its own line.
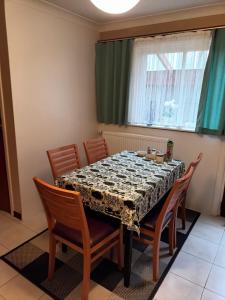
[0, 120, 10, 213]
[0, 0, 22, 217]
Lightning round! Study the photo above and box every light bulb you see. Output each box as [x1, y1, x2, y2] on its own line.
[90, 0, 140, 14]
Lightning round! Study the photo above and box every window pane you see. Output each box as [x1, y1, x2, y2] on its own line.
[128, 31, 212, 131]
[147, 54, 165, 71]
[164, 52, 183, 70]
[185, 50, 209, 69]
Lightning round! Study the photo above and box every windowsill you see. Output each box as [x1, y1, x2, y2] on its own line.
[127, 123, 196, 134]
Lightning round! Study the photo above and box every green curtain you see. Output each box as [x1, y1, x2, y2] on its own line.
[196, 29, 225, 135]
[96, 39, 133, 125]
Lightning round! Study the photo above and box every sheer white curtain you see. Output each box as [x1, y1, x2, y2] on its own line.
[128, 31, 212, 130]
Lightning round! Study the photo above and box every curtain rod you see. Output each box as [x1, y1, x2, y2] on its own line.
[97, 25, 225, 43]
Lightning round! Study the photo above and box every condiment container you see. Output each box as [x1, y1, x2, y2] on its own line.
[156, 153, 164, 163]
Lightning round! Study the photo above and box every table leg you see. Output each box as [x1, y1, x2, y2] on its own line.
[62, 243, 68, 253]
[124, 226, 133, 287]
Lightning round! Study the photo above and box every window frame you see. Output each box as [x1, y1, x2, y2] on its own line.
[127, 31, 212, 132]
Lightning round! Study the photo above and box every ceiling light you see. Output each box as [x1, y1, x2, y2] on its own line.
[90, 0, 140, 14]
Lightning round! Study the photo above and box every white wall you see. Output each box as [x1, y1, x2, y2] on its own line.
[4, 0, 225, 229]
[98, 4, 225, 216]
[99, 124, 225, 216]
[5, 0, 99, 230]
[100, 3, 225, 32]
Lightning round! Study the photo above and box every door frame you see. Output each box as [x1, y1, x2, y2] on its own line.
[212, 138, 225, 215]
[0, 0, 22, 217]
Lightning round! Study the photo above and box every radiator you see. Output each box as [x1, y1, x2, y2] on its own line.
[102, 131, 169, 155]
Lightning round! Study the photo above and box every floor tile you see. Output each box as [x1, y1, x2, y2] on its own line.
[91, 259, 123, 291]
[31, 231, 78, 263]
[206, 265, 225, 297]
[135, 241, 173, 280]
[0, 275, 43, 300]
[0, 213, 21, 231]
[22, 252, 63, 284]
[198, 215, 225, 228]
[153, 272, 203, 300]
[5, 242, 44, 269]
[41, 261, 82, 299]
[0, 244, 8, 256]
[214, 245, 225, 268]
[191, 221, 224, 244]
[0, 261, 17, 287]
[182, 234, 218, 262]
[65, 280, 121, 300]
[170, 251, 211, 286]
[220, 232, 225, 246]
[30, 231, 49, 253]
[0, 223, 35, 250]
[39, 293, 53, 300]
[176, 218, 192, 234]
[112, 271, 155, 300]
[201, 289, 225, 300]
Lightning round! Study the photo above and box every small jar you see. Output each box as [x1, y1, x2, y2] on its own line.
[156, 153, 164, 164]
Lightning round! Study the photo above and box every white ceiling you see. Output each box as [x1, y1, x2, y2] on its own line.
[45, 0, 225, 23]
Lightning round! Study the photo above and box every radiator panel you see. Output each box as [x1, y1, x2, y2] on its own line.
[102, 131, 169, 155]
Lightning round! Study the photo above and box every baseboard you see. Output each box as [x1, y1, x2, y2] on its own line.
[13, 211, 22, 220]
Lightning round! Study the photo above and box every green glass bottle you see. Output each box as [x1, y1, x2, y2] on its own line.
[166, 140, 174, 162]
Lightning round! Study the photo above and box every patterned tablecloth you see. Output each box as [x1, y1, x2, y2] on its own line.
[56, 151, 185, 232]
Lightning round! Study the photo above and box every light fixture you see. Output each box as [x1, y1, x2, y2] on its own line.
[90, 0, 140, 14]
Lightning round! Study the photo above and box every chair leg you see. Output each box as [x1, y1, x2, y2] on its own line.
[168, 219, 174, 256]
[152, 238, 160, 282]
[117, 228, 124, 270]
[181, 200, 186, 230]
[48, 234, 56, 280]
[82, 253, 91, 300]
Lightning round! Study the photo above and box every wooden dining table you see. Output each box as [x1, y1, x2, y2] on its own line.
[56, 150, 185, 287]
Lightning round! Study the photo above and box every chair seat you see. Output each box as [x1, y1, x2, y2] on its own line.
[141, 201, 173, 231]
[53, 215, 117, 247]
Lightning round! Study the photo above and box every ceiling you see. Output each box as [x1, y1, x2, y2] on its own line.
[45, 0, 225, 23]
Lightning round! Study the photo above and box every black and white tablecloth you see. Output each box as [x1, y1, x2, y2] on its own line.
[56, 151, 185, 232]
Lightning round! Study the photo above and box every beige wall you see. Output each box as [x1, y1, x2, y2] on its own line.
[98, 3, 225, 216]
[99, 3, 225, 31]
[5, 0, 99, 229]
[4, 0, 225, 228]
[99, 124, 225, 216]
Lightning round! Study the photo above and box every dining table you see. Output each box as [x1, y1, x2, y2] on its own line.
[56, 150, 185, 287]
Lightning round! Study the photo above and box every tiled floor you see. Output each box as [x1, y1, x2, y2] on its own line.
[0, 210, 50, 299]
[154, 214, 225, 300]
[0, 210, 225, 300]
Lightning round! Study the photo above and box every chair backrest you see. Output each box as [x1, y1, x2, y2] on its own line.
[156, 166, 194, 231]
[185, 153, 203, 174]
[47, 144, 81, 180]
[184, 152, 203, 191]
[33, 177, 89, 244]
[83, 137, 109, 164]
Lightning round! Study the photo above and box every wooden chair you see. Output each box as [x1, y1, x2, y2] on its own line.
[33, 177, 123, 300]
[83, 137, 108, 165]
[134, 166, 194, 282]
[47, 144, 81, 180]
[179, 153, 203, 229]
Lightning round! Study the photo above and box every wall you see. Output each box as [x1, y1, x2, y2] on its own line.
[98, 4, 225, 216]
[0, 0, 21, 215]
[100, 3, 225, 32]
[99, 124, 225, 216]
[5, 0, 99, 230]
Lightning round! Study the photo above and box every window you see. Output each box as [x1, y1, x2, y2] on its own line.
[128, 31, 212, 130]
